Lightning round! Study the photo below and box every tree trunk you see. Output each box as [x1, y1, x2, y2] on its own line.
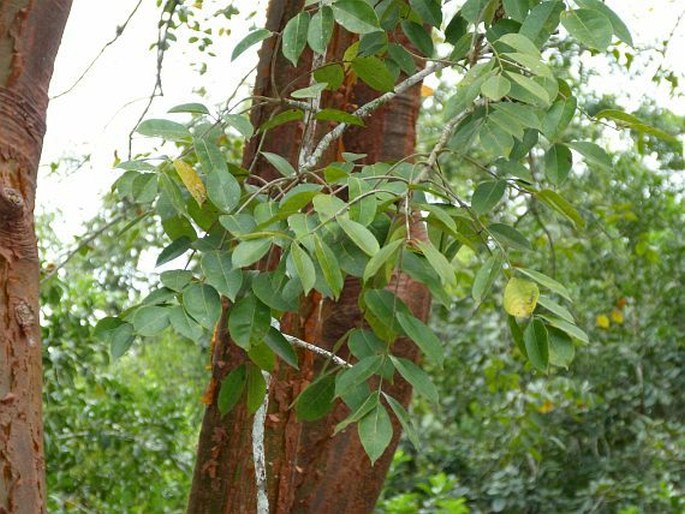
[0, 2, 72, 513]
[187, 1, 428, 512]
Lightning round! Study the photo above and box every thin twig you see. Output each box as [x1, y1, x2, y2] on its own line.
[51, 0, 144, 100]
[41, 213, 127, 285]
[282, 333, 352, 368]
[301, 61, 448, 172]
[252, 371, 270, 514]
[127, 0, 180, 158]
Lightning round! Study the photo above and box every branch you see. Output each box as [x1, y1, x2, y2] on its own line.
[51, 0, 144, 100]
[282, 333, 352, 368]
[252, 371, 270, 514]
[41, 213, 128, 285]
[300, 61, 448, 172]
[127, 0, 180, 158]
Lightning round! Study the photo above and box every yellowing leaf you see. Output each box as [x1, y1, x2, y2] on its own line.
[610, 310, 624, 324]
[538, 399, 555, 414]
[174, 159, 206, 206]
[503, 277, 539, 318]
[596, 314, 610, 329]
[421, 84, 434, 97]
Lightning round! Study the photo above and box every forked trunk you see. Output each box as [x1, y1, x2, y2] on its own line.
[0, 2, 73, 513]
[187, 1, 428, 512]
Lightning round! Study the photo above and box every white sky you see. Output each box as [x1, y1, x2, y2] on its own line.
[38, 0, 685, 244]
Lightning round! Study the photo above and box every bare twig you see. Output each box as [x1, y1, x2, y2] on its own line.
[301, 61, 448, 171]
[41, 213, 128, 285]
[51, 0, 144, 100]
[127, 0, 181, 158]
[282, 332, 352, 368]
[252, 371, 270, 514]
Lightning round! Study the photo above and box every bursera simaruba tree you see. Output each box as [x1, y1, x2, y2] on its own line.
[186, 0, 429, 512]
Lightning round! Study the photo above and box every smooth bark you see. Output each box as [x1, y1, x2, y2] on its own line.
[0, 1, 72, 513]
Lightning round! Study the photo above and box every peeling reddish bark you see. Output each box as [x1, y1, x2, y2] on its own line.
[187, 1, 428, 512]
[0, 2, 72, 513]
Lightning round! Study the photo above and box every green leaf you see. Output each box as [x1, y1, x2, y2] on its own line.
[537, 295, 574, 323]
[396, 311, 444, 367]
[282, 12, 310, 66]
[228, 294, 271, 350]
[352, 56, 395, 92]
[201, 251, 243, 302]
[290, 243, 316, 295]
[498, 33, 541, 58]
[232, 29, 272, 61]
[335, 356, 383, 397]
[217, 365, 246, 415]
[132, 305, 170, 336]
[567, 141, 612, 170]
[363, 239, 403, 283]
[594, 109, 680, 144]
[387, 43, 416, 75]
[314, 236, 344, 299]
[480, 121, 515, 157]
[358, 404, 393, 464]
[332, 0, 381, 34]
[291, 82, 328, 99]
[481, 75, 511, 101]
[261, 151, 297, 177]
[335, 393, 379, 435]
[168, 102, 210, 114]
[502, 0, 532, 23]
[524, 318, 549, 371]
[160, 270, 193, 292]
[384, 394, 420, 450]
[548, 327, 575, 368]
[401, 21, 433, 57]
[415, 240, 456, 288]
[315, 108, 364, 126]
[540, 315, 589, 344]
[312, 193, 347, 221]
[390, 356, 439, 404]
[488, 223, 531, 251]
[472, 180, 507, 215]
[542, 97, 577, 140]
[574, 0, 632, 46]
[258, 109, 304, 133]
[472, 252, 503, 303]
[313, 64, 345, 90]
[246, 366, 267, 414]
[219, 213, 256, 236]
[96, 318, 136, 359]
[560, 9, 612, 51]
[409, 0, 442, 27]
[223, 114, 254, 139]
[168, 305, 204, 341]
[110, 323, 135, 359]
[515, 267, 572, 302]
[505, 72, 551, 106]
[536, 189, 585, 229]
[363, 289, 403, 340]
[156, 236, 192, 266]
[183, 283, 221, 330]
[296, 374, 336, 421]
[338, 218, 380, 256]
[136, 119, 190, 141]
[503, 277, 539, 318]
[544, 143, 573, 185]
[503, 52, 553, 77]
[264, 327, 299, 369]
[308, 6, 334, 54]
[232, 239, 272, 268]
[519, 0, 564, 48]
